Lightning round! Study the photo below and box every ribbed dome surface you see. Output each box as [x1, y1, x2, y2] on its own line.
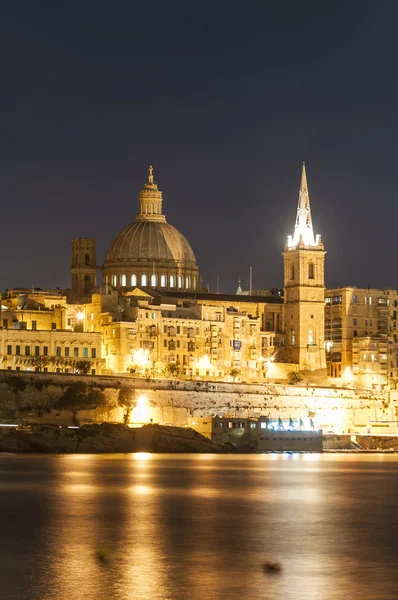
[104, 220, 197, 266]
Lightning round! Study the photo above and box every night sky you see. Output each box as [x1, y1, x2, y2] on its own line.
[1, 1, 398, 294]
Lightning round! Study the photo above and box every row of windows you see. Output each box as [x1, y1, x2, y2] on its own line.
[142, 202, 160, 214]
[6, 345, 97, 358]
[325, 295, 389, 305]
[109, 274, 194, 289]
[290, 263, 315, 280]
[2, 320, 57, 331]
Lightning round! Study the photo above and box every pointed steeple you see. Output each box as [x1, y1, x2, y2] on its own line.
[288, 162, 318, 248]
[137, 165, 165, 222]
[236, 279, 243, 295]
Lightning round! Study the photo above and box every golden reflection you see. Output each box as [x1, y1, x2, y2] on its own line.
[129, 484, 152, 496]
[132, 452, 152, 461]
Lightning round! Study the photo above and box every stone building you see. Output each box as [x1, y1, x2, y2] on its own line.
[324, 286, 398, 386]
[0, 289, 103, 374]
[83, 286, 282, 381]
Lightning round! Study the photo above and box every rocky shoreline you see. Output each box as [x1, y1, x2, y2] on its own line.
[0, 423, 234, 454]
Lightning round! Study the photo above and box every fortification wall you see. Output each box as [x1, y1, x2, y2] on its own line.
[0, 370, 394, 434]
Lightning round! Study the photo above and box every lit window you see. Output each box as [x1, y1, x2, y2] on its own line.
[308, 329, 314, 345]
[160, 275, 166, 287]
[369, 296, 372, 305]
[112, 275, 117, 286]
[141, 274, 147, 286]
[178, 276, 183, 288]
[291, 328, 296, 346]
[131, 274, 137, 286]
[364, 296, 367, 304]
[121, 274, 127, 287]
[151, 274, 157, 287]
[186, 276, 190, 289]
[170, 275, 175, 288]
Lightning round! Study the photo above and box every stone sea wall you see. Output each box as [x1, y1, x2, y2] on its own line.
[0, 370, 394, 434]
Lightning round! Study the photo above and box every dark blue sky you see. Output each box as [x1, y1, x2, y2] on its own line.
[1, 1, 397, 293]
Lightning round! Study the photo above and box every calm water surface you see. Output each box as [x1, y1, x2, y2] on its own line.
[0, 453, 397, 600]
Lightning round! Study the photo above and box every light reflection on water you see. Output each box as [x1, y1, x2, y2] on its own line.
[0, 454, 397, 600]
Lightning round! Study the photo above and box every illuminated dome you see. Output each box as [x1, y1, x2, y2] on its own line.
[103, 167, 199, 291]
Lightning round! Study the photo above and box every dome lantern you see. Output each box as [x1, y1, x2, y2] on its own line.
[137, 165, 165, 222]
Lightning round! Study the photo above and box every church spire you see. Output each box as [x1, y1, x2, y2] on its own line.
[288, 162, 319, 248]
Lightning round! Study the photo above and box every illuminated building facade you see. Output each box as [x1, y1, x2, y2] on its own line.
[325, 286, 398, 386]
[0, 289, 103, 373]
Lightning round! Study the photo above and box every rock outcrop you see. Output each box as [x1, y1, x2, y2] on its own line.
[0, 423, 229, 454]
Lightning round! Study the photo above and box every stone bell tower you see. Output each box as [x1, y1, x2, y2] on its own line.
[70, 238, 97, 302]
[283, 164, 326, 372]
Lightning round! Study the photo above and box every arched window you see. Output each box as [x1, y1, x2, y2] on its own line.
[121, 274, 127, 287]
[160, 275, 166, 287]
[178, 276, 183, 288]
[112, 275, 117, 287]
[84, 253, 90, 266]
[83, 275, 91, 293]
[131, 274, 137, 287]
[308, 262, 314, 279]
[141, 274, 147, 286]
[291, 263, 295, 280]
[291, 328, 296, 346]
[170, 275, 175, 288]
[151, 274, 157, 287]
[185, 276, 190, 289]
[308, 329, 314, 346]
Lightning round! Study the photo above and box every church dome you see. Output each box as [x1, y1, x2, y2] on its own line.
[103, 167, 199, 292]
[105, 220, 197, 266]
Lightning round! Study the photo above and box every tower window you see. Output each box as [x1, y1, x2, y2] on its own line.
[121, 274, 127, 287]
[308, 329, 314, 345]
[178, 276, 183, 289]
[141, 274, 147, 286]
[291, 263, 295, 280]
[186, 276, 190, 289]
[170, 275, 175, 288]
[112, 275, 117, 287]
[83, 274, 92, 293]
[291, 328, 296, 346]
[151, 274, 157, 287]
[84, 253, 90, 266]
[131, 274, 137, 286]
[308, 262, 314, 279]
[160, 275, 166, 288]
